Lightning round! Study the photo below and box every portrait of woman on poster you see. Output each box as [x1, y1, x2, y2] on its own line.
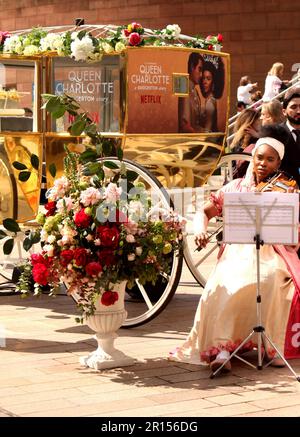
[199, 59, 225, 133]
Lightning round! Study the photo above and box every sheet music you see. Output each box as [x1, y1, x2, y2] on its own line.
[223, 192, 299, 244]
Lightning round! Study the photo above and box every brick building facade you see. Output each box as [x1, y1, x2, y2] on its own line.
[0, 0, 299, 114]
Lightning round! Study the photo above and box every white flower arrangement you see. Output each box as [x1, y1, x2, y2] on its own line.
[161, 24, 182, 40]
[0, 23, 223, 62]
[4, 34, 23, 54]
[40, 33, 64, 54]
[70, 34, 95, 61]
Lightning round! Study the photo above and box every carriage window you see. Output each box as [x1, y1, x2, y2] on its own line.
[172, 73, 189, 96]
[0, 59, 35, 132]
[52, 57, 120, 133]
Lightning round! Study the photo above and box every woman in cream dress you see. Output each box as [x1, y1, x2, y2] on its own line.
[169, 129, 300, 372]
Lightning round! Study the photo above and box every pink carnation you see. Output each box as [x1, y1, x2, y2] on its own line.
[80, 187, 102, 206]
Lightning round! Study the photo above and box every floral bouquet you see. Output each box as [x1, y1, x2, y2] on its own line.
[13, 94, 183, 322]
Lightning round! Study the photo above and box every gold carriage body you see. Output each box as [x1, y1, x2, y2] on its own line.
[0, 46, 230, 223]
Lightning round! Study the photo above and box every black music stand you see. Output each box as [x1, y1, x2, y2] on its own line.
[210, 191, 300, 382]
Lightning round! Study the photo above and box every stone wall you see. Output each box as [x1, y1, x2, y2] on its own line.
[1, 0, 299, 114]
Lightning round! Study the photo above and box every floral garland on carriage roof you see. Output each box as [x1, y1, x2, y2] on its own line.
[0, 23, 223, 62]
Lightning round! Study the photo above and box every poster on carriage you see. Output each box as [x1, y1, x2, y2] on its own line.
[126, 47, 230, 135]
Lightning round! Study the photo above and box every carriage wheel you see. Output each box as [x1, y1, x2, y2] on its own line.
[93, 158, 183, 328]
[183, 153, 252, 288]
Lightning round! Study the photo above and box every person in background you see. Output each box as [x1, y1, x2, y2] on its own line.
[280, 86, 300, 187]
[178, 52, 204, 133]
[169, 124, 300, 372]
[230, 108, 261, 153]
[250, 89, 262, 109]
[260, 99, 285, 126]
[236, 101, 246, 113]
[262, 62, 289, 102]
[237, 76, 258, 106]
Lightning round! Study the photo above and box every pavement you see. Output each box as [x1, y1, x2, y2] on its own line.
[1, 261, 300, 418]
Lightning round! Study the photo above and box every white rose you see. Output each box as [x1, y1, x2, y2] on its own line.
[23, 44, 40, 56]
[47, 235, 56, 244]
[71, 35, 94, 62]
[135, 247, 143, 256]
[115, 41, 126, 52]
[126, 234, 136, 243]
[102, 42, 114, 53]
[128, 253, 136, 261]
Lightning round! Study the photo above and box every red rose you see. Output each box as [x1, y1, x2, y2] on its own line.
[44, 201, 56, 216]
[129, 32, 142, 46]
[217, 33, 223, 43]
[60, 249, 74, 267]
[85, 261, 102, 276]
[123, 29, 130, 37]
[207, 44, 213, 50]
[101, 290, 119, 306]
[97, 225, 120, 249]
[32, 263, 49, 286]
[31, 253, 47, 265]
[74, 208, 92, 228]
[73, 248, 88, 266]
[98, 249, 116, 267]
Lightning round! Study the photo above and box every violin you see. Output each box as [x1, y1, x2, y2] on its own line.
[255, 171, 298, 192]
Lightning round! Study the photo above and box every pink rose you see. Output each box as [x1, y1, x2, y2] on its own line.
[131, 22, 142, 31]
[85, 261, 102, 276]
[101, 290, 119, 306]
[129, 32, 142, 46]
[0, 31, 10, 45]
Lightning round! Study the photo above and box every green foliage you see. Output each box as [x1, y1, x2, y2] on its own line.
[49, 163, 57, 178]
[12, 161, 27, 170]
[3, 238, 14, 255]
[3, 218, 20, 233]
[30, 154, 39, 170]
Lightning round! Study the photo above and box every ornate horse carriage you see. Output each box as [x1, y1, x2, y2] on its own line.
[0, 23, 232, 326]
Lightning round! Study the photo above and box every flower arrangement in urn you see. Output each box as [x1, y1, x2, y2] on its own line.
[15, 94, 183, 322]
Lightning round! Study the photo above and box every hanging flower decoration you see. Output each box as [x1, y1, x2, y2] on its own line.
[0, 23, 224, 61]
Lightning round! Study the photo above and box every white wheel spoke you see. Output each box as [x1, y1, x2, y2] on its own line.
[134, 279, 154, 310]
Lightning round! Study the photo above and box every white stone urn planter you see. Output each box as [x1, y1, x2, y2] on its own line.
[73, 281, 135, 371]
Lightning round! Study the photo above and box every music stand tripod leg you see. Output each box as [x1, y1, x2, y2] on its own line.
[262, 332, 300, 382]
[210, 330, 256, 379]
